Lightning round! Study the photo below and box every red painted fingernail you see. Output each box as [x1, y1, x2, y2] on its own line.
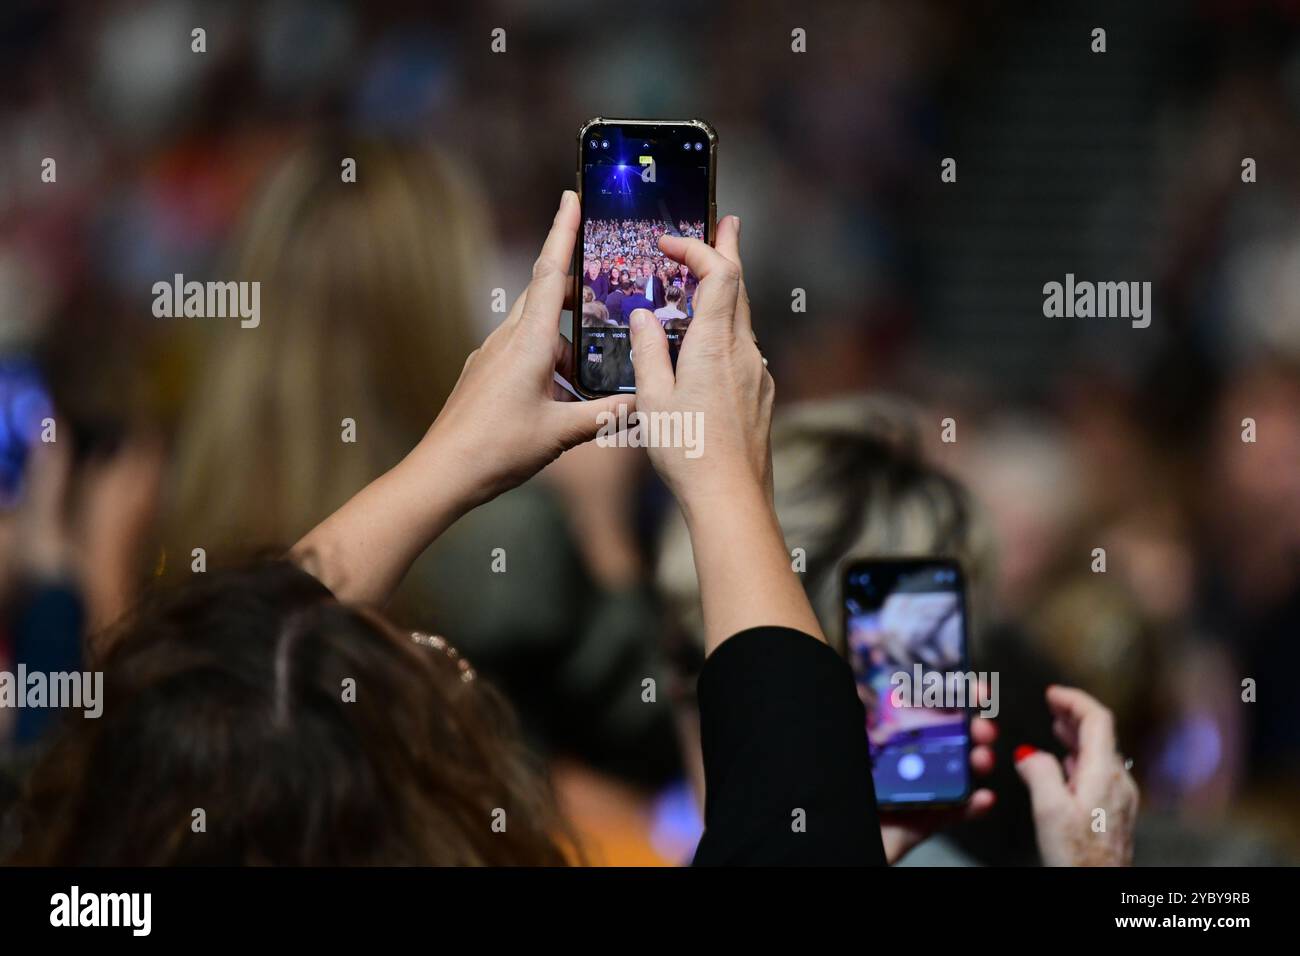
[1014, 745, 1038, 763]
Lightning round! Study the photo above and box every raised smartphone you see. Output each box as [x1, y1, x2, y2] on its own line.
[842, 557, 973, 809]
[573, 117, 717, 397]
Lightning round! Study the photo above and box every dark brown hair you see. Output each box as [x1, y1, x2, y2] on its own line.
[7, 561, 569, 865]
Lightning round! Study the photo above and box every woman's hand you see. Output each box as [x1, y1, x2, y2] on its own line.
[1015, 685, 1139, 866]
[626, 216, 772, 516]
[425, 190, 630, 510]
[627, 216, 822, 651]
[293, 191, 627, 605]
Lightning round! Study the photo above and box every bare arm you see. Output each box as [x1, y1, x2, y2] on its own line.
[289, 434, 471, 605]
[680, 484, 824, 654]
[291, 191, 627, 605]
[628, 216, 824, 653]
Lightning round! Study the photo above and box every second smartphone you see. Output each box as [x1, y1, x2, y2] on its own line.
[842, 558, 974, 810]
[573, 118, 717, 397]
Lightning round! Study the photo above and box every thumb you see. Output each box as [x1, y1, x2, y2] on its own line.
[628, 309, 673, 399]
[556, 393, 635, 449]
[1014, 746, 1069, 817]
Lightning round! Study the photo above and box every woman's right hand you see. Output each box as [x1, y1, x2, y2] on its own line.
[626, 215, 774, 517]
[426, 190, 629, 509]
[1015, 685, 1139, 866]
[294, 191, 627, 606]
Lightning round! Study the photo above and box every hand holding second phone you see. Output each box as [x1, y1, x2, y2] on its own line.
[881, 714, 999, 864]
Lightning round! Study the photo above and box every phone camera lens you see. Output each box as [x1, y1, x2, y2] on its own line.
[694, 141, 703, 151]
[601, 139, 609, 149]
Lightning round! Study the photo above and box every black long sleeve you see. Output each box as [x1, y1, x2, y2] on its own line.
[691, 626, 887, 866]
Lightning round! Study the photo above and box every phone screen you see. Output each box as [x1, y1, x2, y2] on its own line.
[843, 559, 972, 807]
[576, 120, 713, 395]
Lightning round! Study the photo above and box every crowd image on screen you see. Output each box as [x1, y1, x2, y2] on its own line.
[847, 592, 966, 746]
[581, 218, 705, 328]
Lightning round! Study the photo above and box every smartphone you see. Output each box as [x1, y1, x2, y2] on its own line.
[842, 557, 973, 809]
[573, 117, 717, 397]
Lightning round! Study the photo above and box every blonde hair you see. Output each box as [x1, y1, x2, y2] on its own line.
[656, 394, 997, 656]
[582, 301, 611, 327]
[163, 138, 487, 571]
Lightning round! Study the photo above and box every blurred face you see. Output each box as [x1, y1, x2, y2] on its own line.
[1210, 370, 1300, 578]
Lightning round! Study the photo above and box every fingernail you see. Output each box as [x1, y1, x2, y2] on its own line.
[1014, 745, 1038, 763]
[561, 189, 577, 208]
[629, 310, 646, 331]
[732, 215, 741, 232]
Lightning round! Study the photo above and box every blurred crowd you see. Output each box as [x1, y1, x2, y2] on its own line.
[1, 0, 1298, 864]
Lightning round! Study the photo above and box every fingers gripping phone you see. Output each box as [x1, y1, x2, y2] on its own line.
[573, 117, 717, 398]
[842, 558, 974, 809]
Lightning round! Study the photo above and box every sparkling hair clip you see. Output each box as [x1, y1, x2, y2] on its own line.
[410, 631, 476, 683]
